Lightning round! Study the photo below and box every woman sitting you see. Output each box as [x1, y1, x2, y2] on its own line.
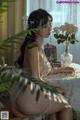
[10, 9, 74, 120]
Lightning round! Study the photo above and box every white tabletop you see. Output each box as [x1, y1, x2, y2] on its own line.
[47, 63, 80, 116]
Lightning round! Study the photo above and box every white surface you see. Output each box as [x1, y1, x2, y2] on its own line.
[47, 63, 80, 112]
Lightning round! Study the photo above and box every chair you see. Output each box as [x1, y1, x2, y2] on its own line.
[44, 44, 57, 67]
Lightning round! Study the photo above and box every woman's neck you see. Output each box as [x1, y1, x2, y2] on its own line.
[36, 36, 43, 48]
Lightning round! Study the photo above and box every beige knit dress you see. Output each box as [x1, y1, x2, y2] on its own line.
[10, 46, 70, 117]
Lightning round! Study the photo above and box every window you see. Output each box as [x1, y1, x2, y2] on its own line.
[26, 0, 69, 27]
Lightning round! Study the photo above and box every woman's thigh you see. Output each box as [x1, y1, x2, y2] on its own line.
[16, 85, 70, 115]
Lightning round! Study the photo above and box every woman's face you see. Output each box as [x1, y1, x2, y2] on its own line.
[38, 18, 52, 38]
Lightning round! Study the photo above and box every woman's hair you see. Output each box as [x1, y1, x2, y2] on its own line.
[15, 9, 53, 68]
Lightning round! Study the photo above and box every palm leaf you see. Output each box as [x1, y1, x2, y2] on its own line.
[0, 29, 36, 57]
[0, 65, 59, 102]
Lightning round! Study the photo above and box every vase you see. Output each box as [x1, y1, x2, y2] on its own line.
[61, 41, 73, 67]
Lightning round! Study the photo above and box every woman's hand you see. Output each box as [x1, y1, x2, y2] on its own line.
[50, 66, 75, 74]
[60, 66, 75, 74]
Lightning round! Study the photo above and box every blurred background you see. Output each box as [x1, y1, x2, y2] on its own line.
[0, 0, 80, 65]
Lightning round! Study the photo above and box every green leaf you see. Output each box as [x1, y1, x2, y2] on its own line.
[54, 34, 59, 39]
[70, 40, 75, 44]
[0, 66, 59, 102]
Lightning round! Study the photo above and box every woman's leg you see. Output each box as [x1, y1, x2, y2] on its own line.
[46, 104, 73, 120]
[15, 85, 73, 120]
[57, 106, 73, 120]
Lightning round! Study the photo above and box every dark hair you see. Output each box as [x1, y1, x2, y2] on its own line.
[15, 9, 53, 68]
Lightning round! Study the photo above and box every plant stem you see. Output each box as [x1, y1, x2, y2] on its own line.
[65, 39, 69, 54]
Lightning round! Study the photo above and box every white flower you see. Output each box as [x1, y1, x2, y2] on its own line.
[53, 23, 78, 44]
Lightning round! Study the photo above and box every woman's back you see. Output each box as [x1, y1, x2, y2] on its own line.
[23, 43, 52, 79]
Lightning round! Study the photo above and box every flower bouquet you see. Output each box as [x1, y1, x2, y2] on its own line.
[53, 23, 78, 66]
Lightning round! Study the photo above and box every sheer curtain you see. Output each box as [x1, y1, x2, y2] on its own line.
[26, 0, 80, 63]
[0, 0, 25, 65]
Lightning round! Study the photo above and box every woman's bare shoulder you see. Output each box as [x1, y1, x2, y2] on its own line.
[27, 42, 38, 49]
[25, 42, 39, 54]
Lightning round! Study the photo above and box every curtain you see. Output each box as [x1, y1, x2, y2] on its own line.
[0, 0, 25, 65]
[26, 0, 80, 64]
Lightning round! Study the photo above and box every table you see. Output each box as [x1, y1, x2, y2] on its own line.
[47, 63, 80, 120]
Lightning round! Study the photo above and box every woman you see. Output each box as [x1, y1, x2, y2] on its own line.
[10, 9, 74, 120]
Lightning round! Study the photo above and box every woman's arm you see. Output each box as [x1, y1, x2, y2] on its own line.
[28, 46, 42, 79]
[49, 66, 75, 74]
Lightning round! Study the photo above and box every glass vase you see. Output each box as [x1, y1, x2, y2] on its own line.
[61, 41, 73, 67]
